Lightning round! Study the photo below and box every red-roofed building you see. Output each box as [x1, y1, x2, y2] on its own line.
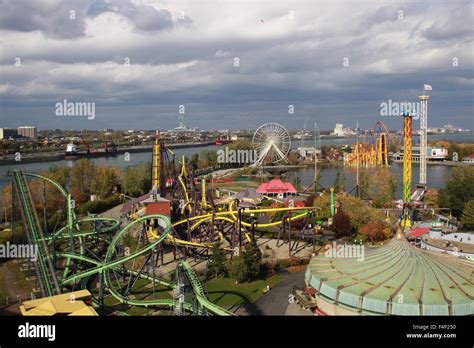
[407, 227, 429, 246]
[462, 154, 474, 163]
[407, 227, 429, 238]
[144, 200, 171, 216]
[120, 192, 171, 219]
[256, 179, 297, 198]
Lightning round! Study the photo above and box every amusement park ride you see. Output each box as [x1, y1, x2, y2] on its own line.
[6, 86, 431, 315]
[252, 123, 292, 166]
[344, 121, 391, 168]
[400, 84, 432, 227]
[8, 129, 318, 316]
[344, 85, 432, 226]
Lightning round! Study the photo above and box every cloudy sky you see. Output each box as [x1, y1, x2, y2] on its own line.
[0, 0, 472, 131]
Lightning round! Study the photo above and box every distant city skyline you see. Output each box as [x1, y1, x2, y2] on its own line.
[1, 0, 473, 131]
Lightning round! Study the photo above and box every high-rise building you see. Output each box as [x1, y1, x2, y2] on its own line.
[0, 128, 18, 140]
[17, 126, 37, 139]
[332, 123, 355, 137]
[333, 123, 344, 136]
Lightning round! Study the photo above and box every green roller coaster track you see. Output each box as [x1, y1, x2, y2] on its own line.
[10, 170, 234, 316]
[12, 171, 59, 297]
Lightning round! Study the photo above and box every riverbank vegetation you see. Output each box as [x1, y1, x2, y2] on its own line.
[438, 167, 474, 218]
[430, 141, 474, 161]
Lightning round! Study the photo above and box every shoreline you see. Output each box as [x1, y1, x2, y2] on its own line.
[0, 141, 215, 166]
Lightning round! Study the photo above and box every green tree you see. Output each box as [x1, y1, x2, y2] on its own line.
[122, 162, 151, 197]
[46, 165, 71, 189]
[461, 200, 474, 230]
[424, 189, 439, 208]
[314, 193, 331, 220]
[208, 243, 227, 277]
[438, 167, 474, 217]
[201, 150, 218, 168]
[228, 139, 253, 151]
[244, 239, 262, 280]
[359, 170, 370, 196]
[189, 153, 199, 171]
[92, 166, 118, 199]
[389, 173, 398, 202]
[71, 159, 95, 202]
[227, 254, 248, 283]
[369, 168, 397, 207]
[337, 194, 371, 231]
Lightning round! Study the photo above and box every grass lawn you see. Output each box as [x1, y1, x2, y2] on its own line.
[213, 181, 259, 192]
[204, 274, 286, 308]
[98, 278, 174, 315]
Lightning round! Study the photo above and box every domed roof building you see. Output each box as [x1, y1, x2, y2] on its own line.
[304, 236, 474, 315]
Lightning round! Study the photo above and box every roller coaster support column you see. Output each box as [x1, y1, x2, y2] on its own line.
[152, 130, 161, 192]
[330, 187, 335, 217]
[401, 111, 413, 227]
[98, 270, 104, 311]
[287, 216, 292, 256]
[201, 179, 207, 207]
[250, 214, 257, 241]
[238, 207, 243, 249]
[67, 194, 76, 252]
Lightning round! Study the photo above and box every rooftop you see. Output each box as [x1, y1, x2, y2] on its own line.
[19, 290, 98, 316]
[256, 179, 297, 194]
[407, 227, 429, 238]
[305, 237, 474, 315]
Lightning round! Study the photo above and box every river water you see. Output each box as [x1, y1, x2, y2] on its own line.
[286, 163, 452, 198]
[1, 132, 471, 194]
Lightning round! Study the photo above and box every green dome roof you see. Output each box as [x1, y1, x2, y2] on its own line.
[305, 237, 474, 315]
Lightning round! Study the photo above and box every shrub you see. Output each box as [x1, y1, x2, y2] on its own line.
[78, 195, 121, 215]
[461, 199, 474, 230]
[244, 239, 262, 280]
[227, 255, 248, 283]
[332, 210, 352, 237]
[277, 259, 291, 268]
[288, 256, 303, 266]
[262, 260, 280, 277]
[208, 243, 227, 277]
[438, 167, 474, 217]
[359, 220, 392, 242]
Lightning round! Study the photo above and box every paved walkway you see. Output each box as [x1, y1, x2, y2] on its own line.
[236, 269, 310, 316]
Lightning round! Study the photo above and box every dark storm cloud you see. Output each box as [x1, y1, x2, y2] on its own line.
[0, 0, 472, 130]
[0, 0, 175, 40]
[421, 3, 474, 42]
[0, 0, 88, 39]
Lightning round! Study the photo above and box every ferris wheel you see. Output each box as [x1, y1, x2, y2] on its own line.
[252, 123, 291, 166]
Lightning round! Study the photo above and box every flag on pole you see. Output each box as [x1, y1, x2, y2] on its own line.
[424, 84, 432, 91]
